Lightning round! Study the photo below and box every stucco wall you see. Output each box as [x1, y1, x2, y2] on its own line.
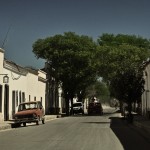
[3, 67, 28, 119]
[0, 48, 4, 121]
[0, 48, 4, 74]
[0, 48, 46, 121]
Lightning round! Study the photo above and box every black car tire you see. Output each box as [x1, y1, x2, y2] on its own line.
[14, 123, 21, 128]
[42, 118, 45, 124]
[23, 122, 26, 127]
[36, 116, 40, 125]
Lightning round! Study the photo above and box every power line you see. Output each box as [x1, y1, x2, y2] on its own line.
[1, 24, 12, 49]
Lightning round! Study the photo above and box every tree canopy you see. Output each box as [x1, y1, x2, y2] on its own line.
[32, 32, 98, 115]
[32, 32, 150, 116]
[97, 33, 150, 112]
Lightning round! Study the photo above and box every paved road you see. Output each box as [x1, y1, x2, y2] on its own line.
[0, 108, 150, 150]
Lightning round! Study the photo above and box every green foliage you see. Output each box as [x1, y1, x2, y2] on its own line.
[97, 44, 148, 81]
[85, 79, 110, 103]
[109, 70, 144, 103]
[97, 33, 150, 104]
[98, 33, 150, 49]
[32, 32, 98, 99]
[32, 32, 150, 112]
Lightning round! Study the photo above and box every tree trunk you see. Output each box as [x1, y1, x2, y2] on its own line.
[120, 100, 123, 116]
[127, 102, 133, 123]
[65, 98, 70, 116]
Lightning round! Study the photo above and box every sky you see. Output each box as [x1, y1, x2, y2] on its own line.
[0, 0, 150, 69]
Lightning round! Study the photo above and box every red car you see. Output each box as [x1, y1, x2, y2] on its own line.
[13, 101, 45, 127]
[88, 102, 103, 115]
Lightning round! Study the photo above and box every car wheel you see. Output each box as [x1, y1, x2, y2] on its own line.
[42, 118, 45, 124]
[14, 123, 21, 128]
[23, 122, 26, 127]
[36, 116, 40, 125]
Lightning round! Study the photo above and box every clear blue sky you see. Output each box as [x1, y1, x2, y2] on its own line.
[0, 0, 150, 69]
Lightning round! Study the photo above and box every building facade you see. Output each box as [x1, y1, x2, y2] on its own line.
[142, 60, 150, 118]
[44, 62, 64, 115]
[0, 48, 47, 121]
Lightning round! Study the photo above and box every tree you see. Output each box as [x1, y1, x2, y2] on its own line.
[32, 32, 97, 115]
[98, 33, 150, 49]
[97, 33, 150, 121]
[85, 79, 110, 103]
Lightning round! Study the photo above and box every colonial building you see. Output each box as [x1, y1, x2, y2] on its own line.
[44, 62, 64, 115]
[142, 60, 150, 118]
[0, 48, 47, 121]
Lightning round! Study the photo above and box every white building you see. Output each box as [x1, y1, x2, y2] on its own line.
[0, 48, 47, 121]
[142, 60, 150, 118]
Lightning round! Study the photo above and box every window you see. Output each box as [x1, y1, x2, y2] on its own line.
[0, 85, 2, 112]
[12, 91, 16, 115]
[29, 95, 31, 101]
[19, 91, 21, 103]
[34, 97, 36, 101]
[18, 102, 37, 111]
[22, 92, 25, 102]
[16, 91, 18, 106]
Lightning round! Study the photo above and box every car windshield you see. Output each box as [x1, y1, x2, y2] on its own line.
[73, 103, 82, 107]
[18, 103, 37, 111]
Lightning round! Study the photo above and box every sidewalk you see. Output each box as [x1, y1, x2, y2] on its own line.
[133, 114, 150, 135]
[111, 108, 150, 136]
[0, 115, 61, 131]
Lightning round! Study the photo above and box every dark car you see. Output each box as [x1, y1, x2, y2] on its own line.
[13, 101, 45, 127]
[72, 102, 84, 115]
[88, 102, 103, 115]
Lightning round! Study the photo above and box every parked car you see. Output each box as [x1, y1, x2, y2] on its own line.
[13, 101, 45, 127]
[72, 102, 84, 115]
[88, 102, 103, 115]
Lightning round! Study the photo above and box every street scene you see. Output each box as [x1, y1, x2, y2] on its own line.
[1, 1, 150, 150]
[0, 107, 150, 150]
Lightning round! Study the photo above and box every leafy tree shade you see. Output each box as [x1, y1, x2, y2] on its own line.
[85, 79, 110, 103]
[32, 32, 97, 115]
[98, 33, 150, 49]
[97, 33, 150, 120]
[97, 44, 148, 81]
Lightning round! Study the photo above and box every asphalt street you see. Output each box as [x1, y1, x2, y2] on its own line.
[0, 108, 150, 150]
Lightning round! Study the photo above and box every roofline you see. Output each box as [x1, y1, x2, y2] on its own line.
[0, 48, 5, 53]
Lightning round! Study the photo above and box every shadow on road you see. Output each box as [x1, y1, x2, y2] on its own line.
[69, 112, 115, 117]
[11, 123, 44, 128]
[109, 117, 150, 150]
[82, 121, 110, 124]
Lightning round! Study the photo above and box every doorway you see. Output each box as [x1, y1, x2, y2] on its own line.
[12, 91, 15, 119]
[4, 84, 9, 121]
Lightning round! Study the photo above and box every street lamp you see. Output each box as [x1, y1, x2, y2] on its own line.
[0, 74, 9, 83]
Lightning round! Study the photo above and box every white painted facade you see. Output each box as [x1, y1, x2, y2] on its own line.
[0, 48, 46, 121]
[142, 61, 150, 117]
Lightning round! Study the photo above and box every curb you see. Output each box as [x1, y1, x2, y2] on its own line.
[45, 115, 58, 121]
[0, 115, 62, 131]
